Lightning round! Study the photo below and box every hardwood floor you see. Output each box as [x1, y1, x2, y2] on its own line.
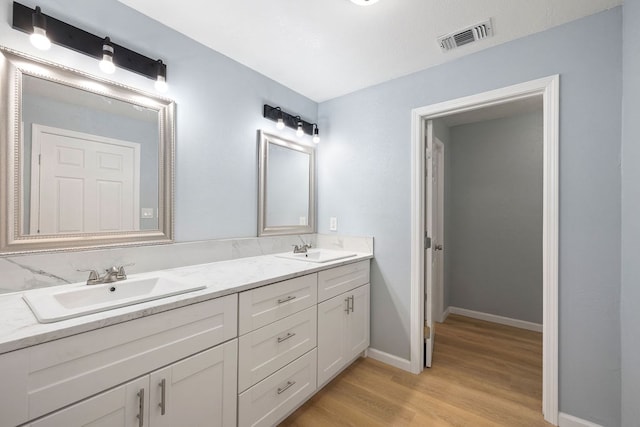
[280, 314, 551, 426]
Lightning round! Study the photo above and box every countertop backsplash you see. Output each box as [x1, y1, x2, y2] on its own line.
[0, 234, 373, 294]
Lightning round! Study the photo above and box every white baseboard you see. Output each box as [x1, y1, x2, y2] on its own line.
[558, 412, 603, 427]
[367, 348, 412, 372]
[447, 307, 543, 332]
[440, 307, 451, 322]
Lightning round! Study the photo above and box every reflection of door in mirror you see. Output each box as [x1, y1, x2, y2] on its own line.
[21, 74, 160, 236]
[266, 143, 310, 227]
[29, 125, 140, 235]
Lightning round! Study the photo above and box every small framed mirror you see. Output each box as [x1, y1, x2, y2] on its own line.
[0, 47, 175, 254]
[258, 130, 316, 236]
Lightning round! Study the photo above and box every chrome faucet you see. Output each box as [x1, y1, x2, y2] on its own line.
[86, 266, 127, 285]
[293, 244, 312, 254]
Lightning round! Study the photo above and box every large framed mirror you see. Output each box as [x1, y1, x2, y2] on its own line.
[0, 47, 175, 254]
[258, 130, 316, 236]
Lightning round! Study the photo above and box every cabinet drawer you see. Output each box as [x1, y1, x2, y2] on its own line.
[238, 349, 317, 427]
[239, 273, 317, 335]
[317, 260, 370, 302]
[0, 294, 237, 426]
[238, 306, 316, 392]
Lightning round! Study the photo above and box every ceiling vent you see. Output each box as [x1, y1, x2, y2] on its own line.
[438, 19, 493, 52]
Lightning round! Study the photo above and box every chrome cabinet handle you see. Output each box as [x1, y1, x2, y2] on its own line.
[277, 381, 296, 395]
[277, 332, 296, 343]
[137, 388, 145, 427]
[345, 297, 350, 314]
[159, 378, 166, 416]
[277, 295, 296, 304]
[349, 295, 355, 313]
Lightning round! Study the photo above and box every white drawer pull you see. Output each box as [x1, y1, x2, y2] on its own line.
[277, 332, 296, 343]
[277, 295, 297, 304]
[277, 380, 296, 395]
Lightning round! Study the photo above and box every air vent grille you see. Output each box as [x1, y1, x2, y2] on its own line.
[438, 19, 493, 52]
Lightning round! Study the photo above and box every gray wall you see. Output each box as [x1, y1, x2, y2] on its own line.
[0, 0, 318, 241]
[318, 9, 621, 426]
[446, 111, 543, 324]
[621, 0, 640, 425]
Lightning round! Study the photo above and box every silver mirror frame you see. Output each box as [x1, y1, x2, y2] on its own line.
[0, 47, 175, 254]
[258, 130, 316, 236]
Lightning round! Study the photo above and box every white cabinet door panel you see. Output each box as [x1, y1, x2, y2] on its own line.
[28, 376, 148, 427]
[149, 340, 237, 427]
[317, 293, 349, 386]
[348, 284, 370, 357]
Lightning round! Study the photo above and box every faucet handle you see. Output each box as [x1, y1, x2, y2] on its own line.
[116, 266, 127, 280]
[86, 270, 100, 285]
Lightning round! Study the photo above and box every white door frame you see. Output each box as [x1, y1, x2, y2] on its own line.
[409, 75, 559, 425]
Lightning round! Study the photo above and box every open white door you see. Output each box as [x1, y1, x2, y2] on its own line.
[424, 120, 435, 367]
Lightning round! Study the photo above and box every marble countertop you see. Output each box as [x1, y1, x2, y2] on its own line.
[0, 252, 373, 355]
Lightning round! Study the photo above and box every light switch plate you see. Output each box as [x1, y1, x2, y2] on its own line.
[329, 217, 338, 231]
[141, 208, 154, 218]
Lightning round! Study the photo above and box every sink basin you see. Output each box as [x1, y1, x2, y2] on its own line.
[23, 275, 206, 323]
[276, 249, 357, 263]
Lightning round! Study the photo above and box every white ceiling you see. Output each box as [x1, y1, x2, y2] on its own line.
[117, 0, 621, 102]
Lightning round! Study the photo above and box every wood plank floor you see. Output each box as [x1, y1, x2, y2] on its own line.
[280, 314, 551, 426]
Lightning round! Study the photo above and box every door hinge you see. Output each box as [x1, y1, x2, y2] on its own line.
[424, 232, 431, 249]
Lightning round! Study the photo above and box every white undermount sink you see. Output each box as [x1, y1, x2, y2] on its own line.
[276, 249, 357, 263]
[23, 274, 206, 323]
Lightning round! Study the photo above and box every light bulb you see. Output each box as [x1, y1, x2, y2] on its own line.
[99, 56, 115, 74]
[312, 125, 320, 144]
[30, 26, 51, 50]
[99, 39, 115, 74]
[276, 118, 285, 129]
[30, 7, 51, 50]
[296, 121, 304, 137]
[155, 60, 168, 92]
[155, 75, 168, 92]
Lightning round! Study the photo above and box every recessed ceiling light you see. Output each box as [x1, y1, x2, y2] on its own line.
[350, 0, 380, 5]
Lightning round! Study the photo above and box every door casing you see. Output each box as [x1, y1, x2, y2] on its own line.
[409, 75, 559, 425]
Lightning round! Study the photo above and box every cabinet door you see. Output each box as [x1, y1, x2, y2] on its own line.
[149, 340, 238, 427]
[28, 376, 149, 427]
[347, 284, 370, 358]
[317, 293, 350, 386]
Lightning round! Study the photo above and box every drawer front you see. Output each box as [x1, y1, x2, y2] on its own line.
[238, 306, 317, 392]
[239, 273, 317, 335]
[238, 349, 317, 427]
[1, 294, 237, 425]
[317, 260, 370, 302]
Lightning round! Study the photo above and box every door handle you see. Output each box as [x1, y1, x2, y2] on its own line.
[345, 297, 350, 314]
[434, 244, 443, 251]
[349, 295, 354, 313]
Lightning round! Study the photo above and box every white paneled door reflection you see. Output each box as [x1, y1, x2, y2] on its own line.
[30, 124, 140, 234]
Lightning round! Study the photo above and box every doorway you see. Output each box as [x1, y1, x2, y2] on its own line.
[409, 76, 559, 425]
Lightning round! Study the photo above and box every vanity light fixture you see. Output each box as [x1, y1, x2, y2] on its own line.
[29, 6, 50, 50]
[295, 117, 304, 137]
[12, 2, 169, 91]
[263, 105, 317, 140]
[312, 124, 320, 144]
[99, 37, 116, 74]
